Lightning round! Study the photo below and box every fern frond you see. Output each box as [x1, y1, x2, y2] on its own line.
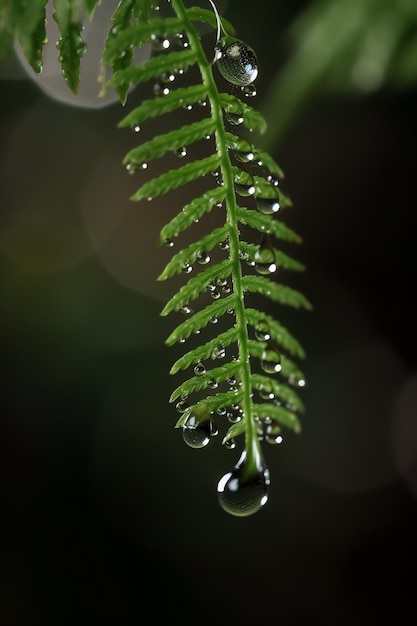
[113, 0, 311, 517]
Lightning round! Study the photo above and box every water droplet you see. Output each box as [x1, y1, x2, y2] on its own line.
[207, 378, 218, 389]
[196, 250, 210, 265]
[217, 449, 270, 517]
[154, 82, 170, 96]
[151, 34, 170, 50]
[216, 406, 226, 417]
[176, 398, 189, 413]
[164, 238, 174, 247]
[132, 124, 141, 133]
[254, 236, 277, 275]
[194, 362, 206, 376]
[224, 438, 236, 450]
[211, 344, 226, 359]
[265, 424, 283, 445]
[182, 262, 192, 274]
[179, 305, 193, 315]
[161, 71, 176, 83]
[255, 319, 271, 342]
[256, 185, 280, 215]
[288, 372, 306, 388]
[267, 175, 279, 187]
[259, 383, 275, 401]
[224, 110, 244, 126]
[261, 345, 282, 374]
[209, 317, 218, 325]
[210, 289, 221, 300]
[234, 170, 255, 196]
[176, 33, 189, 48]
[215, 36, 258, 86]
[241, 84, 257, 97]
[174, 146, 187, 157]
[182, 414, 211, 449]
[183, 104, 193, 111]
[227, 406, 242, 423]
[219, 239, 230, 251]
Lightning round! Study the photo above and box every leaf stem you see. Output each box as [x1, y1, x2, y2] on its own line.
[172, 0, 258, 461]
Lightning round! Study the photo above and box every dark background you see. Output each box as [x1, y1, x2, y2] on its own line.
[1, 1, 416, 624]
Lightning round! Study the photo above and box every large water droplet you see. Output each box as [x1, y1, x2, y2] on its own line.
[254, 236, 277, 275]
[215, 36, 258, 86]
[256, 185, 280, 215]
[217, 450, 270, 516]
[182, 414, 212, 448]
[261, 344, 282, 374]
[234, 170, 255, 196]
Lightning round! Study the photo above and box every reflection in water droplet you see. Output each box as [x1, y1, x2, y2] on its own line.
[224, 438, 236, 450]
[215, 37, 258, 86]
[254, 235, 277, 275]
[256, 185, 280, 215]
[255, 319, 271, 342]
[194, 361, 206, 376]
[217, 450, 270, 516]
[234, 170, 255, 196]
[241, 84, 257, 97]
[224, 110, 244, 126]
[182, 414, 211, 448]
[207, 378, 218, 389]
[151, 34, 170, 50]
[174, 146, 187, 157]
[261, 344, 282, 374]
[164, 238, 174, 247]
[196, 250, 210, 265]
[176, 398, 189, 413]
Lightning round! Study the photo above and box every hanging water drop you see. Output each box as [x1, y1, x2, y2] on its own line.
[174, 146, 187, 158]
[234, 170, 255, 196]
[256, 185, 280, 215]
[196, 250, 210, 265]
[164, 238, 174, 247]
[261, 344, 282, 374]
[255, 319, 271, 342]
[215, 36, 258, 86]
[182, 414, 212, 449]
[241, 84, 257, 97]
[193, 362, 206, 376]
[217, 449, 270, 517]
[151, 34, 170, 50]
[224, 438, 236, 450]
[224, 110, 244, 126]
[154, 83, 170, 96]
[176, 398, 189, 413]
[254, 235, 277, 275]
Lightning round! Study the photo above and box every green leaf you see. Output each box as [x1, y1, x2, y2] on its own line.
[123, 118, 216, 168]
[118, 85, 209, 128]
[130, 154, 221, 201]
[158, 186, 226, 244]
[111, 48, 197, 90]
[236, 207, 303, 243]
[158, 226, 230, 282]
[243, 275, 313, 310]
[165, 294, 237, 345]
[253, 403, 301, 433]
[53, 0, 87, 94]
[169, 327, 239, 374]
[169, 360, 241, 402]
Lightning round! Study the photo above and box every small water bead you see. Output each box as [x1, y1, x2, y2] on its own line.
[183, 104, 193, 111]
[164, 238, 174, 247]
[210, 289, 221, 300]
[151, 34, 170, 50]
[259, 384, 275, 401]
[196, 250, 210, 265]
[182, 262, 192, 274]
[211, 345, 226, 359]
[216, 406, 226, 417]
[217, 450, 270, 517]
[209, 316, 218, 325]
[227, 375, 237, 386]
[215, 36, 258, 87]
[267, 175, 279, 187]
[154, 83, 170, 96]
[224, 438, 236, 450]
[227, 406, 242, 423]
[176, 398, 189, 413]
[161, 71, 176, 83]
[132, 124, 141, 133]
[221, 284, 231, 295]
[255, 319, 271, 342]
[254, 236, 277, 275]
[182, 415, 212, 449]
[288, 372, 306, 388]
[174, 146, 187, 158]
[176, 33, 189, 48]
[224, 110, 244, 126]
[207, 378, 218, 390]
[265, 424, 283, 445]
[219, 239, 230, 251]
[193, 362, 206, 376]
[256, 185, 280, 215]
[241, 84, 257, 97]
[234, 170, 255, 196]
[179, 305, 193, 315]
[261, 344, 282, 374]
